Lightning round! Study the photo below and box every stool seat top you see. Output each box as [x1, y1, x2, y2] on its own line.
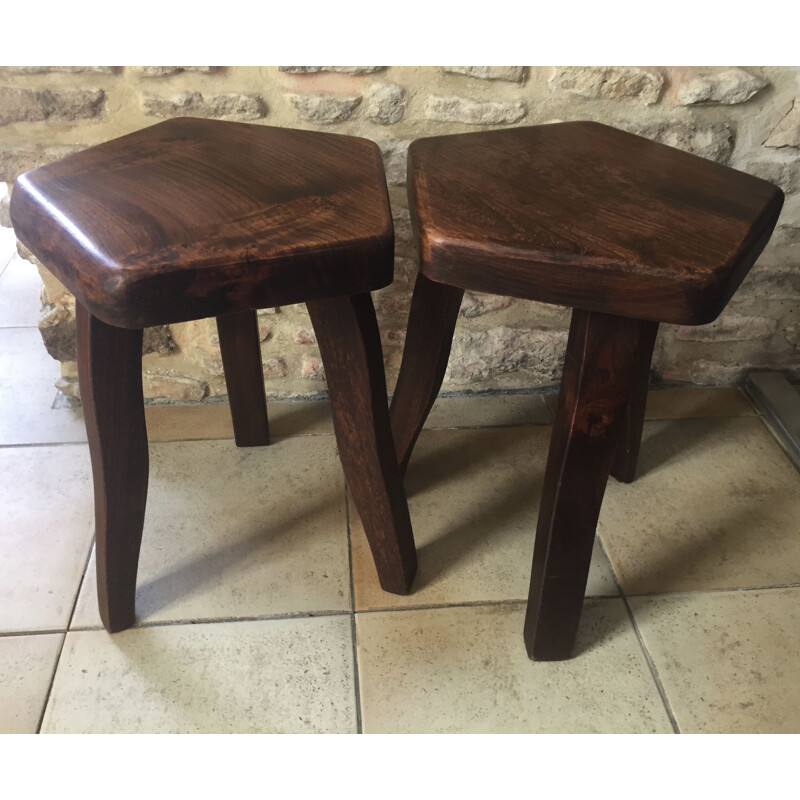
[409, 121, 784, 325]
[10, 118, 394, 328]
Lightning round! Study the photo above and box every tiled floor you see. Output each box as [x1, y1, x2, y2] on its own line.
[2, 234, 800, 733]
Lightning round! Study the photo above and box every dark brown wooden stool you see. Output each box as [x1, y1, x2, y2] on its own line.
[10, 117, 416, 632]
[390, 121, 784, 661]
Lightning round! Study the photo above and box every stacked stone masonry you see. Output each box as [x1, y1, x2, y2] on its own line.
[1, 65, 798, 402]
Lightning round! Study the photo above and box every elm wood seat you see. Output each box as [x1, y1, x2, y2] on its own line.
[389, 121, 784, 661]
[10, 117, 416, 632]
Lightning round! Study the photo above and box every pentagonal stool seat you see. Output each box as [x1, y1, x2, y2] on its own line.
[11, 117, 394, 328]
[11, 117, 416, 632]
[391, 121, 784, 661]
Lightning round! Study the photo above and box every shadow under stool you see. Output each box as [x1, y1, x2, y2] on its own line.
[10, 117, 417, 632]
[389, 121, 784, 661]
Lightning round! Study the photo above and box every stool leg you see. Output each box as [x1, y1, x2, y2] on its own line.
[76, 303, 148, 633]
[389, 273, 464, 474]
[524, 309, 648, 661]
[307, 293, 417, 594]
[610, 321, 659, 484]
[217, 310, 270, 447]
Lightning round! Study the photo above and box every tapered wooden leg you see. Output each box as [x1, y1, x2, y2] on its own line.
[307, 293, 417, 593]
[389, 273, 464, 474]
[76, 303, 148, 633]
[217, 310, 269, 447]
[524, 309, 650, 661]
[610, 321, 659, 484]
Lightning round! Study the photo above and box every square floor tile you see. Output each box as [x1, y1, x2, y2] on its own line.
[631, 588, 800, 733]
[423, 393, 552, 430]
[0, 633, 63, 733]
[356, 600, 672, 733]
[0, 445, 94, 632]
[144, 399, 334, 442]
[352, 427, 618, 610]
[599, 417, 800, 595]
[0, 328, 87, 445]
[72, 436, 350, 628]
[0, 254, 43, 327]
[42, 616, 356, 733]
[545, 387, 754, 421]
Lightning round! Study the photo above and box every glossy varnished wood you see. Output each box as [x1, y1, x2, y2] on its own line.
[11, 119, 414, 633]
[10, 118, 394, 328]
[524, 310, 648, 660]
[76, 303, 148, 632]
[610, 320, 659, 484]
[392, 121, 785, 661]
[390, 273, 464, 474]
[307, 294, 417, 592]
[216, 310, 270, 447]
[409, 122, 784, 325]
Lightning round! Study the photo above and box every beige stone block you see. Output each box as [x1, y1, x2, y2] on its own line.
[443, 66, 526, 83]
[0, 143, 86, 184]
[356, 601, 672, 733]
[364, 82, 406, 125]
[765, 99, 800, 148]
[676, 68, 768, 105]
[0, 87, 105, 125]
[279, 66, 382, 74]
[141, 91, 266, 120]
[549, 66, 663, 104]
[43, 616, 356, 733]
[424, 95, 527, 125]
[286, 92, 361, 124]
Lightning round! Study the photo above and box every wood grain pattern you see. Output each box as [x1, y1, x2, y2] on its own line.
[11, 118, 414, 632]
[76, 303, 148, 632]
[390, 272, 464, 474]
[307, 293, 417, 593]
[392, 121, 785, 660]
[524, 309, 647, 661]
[409, 121, 783, 325]
[216, 310, 270, 447]
[10, 118, 394, 328]
[610, 320, 659, 484]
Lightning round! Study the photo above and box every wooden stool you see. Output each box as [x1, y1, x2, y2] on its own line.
[390, 121, 784, 661]
[10, 117, 416, 632]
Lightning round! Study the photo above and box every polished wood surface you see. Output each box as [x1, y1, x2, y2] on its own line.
[409, 121, 783, 325]
[390, 273, 464, 475]
[308, 293, 417, 592]
[216, 310, 270, 447]
[392, 121, 784, 660]
[76, 303, 148, 632]
[610, 321, 659, 484]
[524, 310, 649, 660]
[10, 118, 394, 328]
[13, 118, 415, 633]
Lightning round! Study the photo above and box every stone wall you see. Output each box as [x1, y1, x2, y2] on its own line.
[1, 65, 799, 402]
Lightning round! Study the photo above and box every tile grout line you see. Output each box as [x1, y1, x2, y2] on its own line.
[620, 593, 681, 734]
[35, 538, 95, 734]
[596, 533, 679, 732]
[344, 484, 363, 735]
